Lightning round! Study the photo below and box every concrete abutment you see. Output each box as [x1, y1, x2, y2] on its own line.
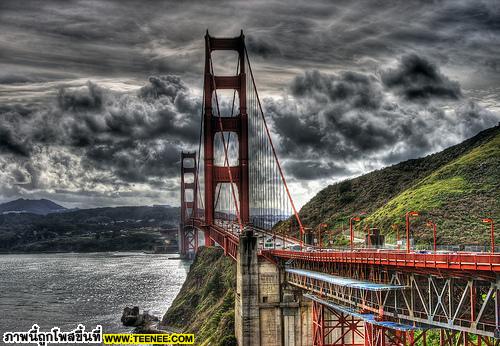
[235, 230, 312, 346]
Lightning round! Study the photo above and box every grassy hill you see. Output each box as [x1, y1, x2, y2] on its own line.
[276, 125, 499, 247]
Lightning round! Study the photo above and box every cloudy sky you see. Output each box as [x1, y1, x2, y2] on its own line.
[0, 0, 499, 209]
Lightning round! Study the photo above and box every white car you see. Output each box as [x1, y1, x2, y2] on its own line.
[286, 245, 302, 251]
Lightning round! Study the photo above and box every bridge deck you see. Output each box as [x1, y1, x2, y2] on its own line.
[190, 220, 500, 273]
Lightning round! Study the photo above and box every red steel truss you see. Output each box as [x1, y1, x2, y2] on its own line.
[311, 299, 426, 346]
[287, 260, 499, 341]
[311, 296, 500, 346]
[313, 300, 364, 346]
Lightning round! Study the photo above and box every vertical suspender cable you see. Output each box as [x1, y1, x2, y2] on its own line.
[244, 46, 305, 248]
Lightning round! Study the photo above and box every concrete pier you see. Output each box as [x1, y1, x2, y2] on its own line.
[235, 229, 312, 346]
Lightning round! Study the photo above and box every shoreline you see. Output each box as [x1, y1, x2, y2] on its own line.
[0, 251, 190, 337]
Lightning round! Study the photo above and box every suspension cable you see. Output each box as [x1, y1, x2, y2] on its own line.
[244, 46, 305, 245]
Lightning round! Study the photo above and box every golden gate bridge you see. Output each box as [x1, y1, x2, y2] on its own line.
[178, 31, 499, 346]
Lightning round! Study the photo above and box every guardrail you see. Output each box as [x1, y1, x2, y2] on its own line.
[265, 249, 500, 272]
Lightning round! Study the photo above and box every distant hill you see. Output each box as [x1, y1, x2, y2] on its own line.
[0, 198, 66, 215]
[275, 124, 500, 247]
[0, 205, 180, 252]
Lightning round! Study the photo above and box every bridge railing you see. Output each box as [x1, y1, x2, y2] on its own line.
[308, 240, 500, 254]
[266, 249, 500, 272]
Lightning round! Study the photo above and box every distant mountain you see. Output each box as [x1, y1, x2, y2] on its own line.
[275, 124, 499, 246]
[0, 198, 66, 215]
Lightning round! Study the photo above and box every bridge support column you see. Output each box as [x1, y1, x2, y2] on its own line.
[204, 227, 214, 247]
[235, 229, 312, 346]
[235, 229, 260, 346]
[179, 227, 198, 259]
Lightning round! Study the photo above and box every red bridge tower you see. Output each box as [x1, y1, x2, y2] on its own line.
[203, 31, 249, 245]
[179, 151, 198, 258]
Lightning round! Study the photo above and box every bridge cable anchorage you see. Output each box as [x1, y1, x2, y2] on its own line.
[244, 46, 305, 247]
[208, 49, 244, 233]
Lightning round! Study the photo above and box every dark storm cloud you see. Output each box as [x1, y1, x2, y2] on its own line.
[284, 160, 352, 180]
[58, 82, 104, 111]
[57, 77, 200, 148]
[83, 140, 182, 184]
[267, 68, 389, 160]
[0, 0, 203, 83]
[266, 69, 387, 166]
[139, 76, 188, 100]
[0, 127, 31, 157]
[381, 54, 462, 102]
[0, 0, 499, 206]
[291, 70, 383, 109]
[1, 0, 499, 89]
[68, 78, 200, 182]
[266, 55, 499, 180]
[245, 36, 280, 58]
[0, 75, 201, 200]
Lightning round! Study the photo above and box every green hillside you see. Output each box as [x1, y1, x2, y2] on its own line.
[162, 247, 236, 346]
[276, 125, 499, 247]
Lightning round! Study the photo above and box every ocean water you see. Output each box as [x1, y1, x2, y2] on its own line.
[0, 252, 191, 335]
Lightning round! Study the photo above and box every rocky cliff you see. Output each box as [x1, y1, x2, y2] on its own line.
[162, 247, 236, 346]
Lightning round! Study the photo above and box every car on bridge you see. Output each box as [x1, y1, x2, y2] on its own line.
[285, 244, 301, 251]
[263, 237, 283, 249]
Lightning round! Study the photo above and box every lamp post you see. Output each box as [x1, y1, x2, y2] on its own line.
[317, 223, 327, 249]
[482, 218, 495, 253]
[392, 224, 400, 250]
[405, 211, 419, 253]
[426, 221, 437, 253]
[367, 226, 371, 249]
[349, 216, 361, 249]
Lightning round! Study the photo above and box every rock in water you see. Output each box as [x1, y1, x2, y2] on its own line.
[121, 306, 160, 329]
[121, 306, 142, 326]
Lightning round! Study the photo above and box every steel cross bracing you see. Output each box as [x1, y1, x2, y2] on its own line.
[180, 31, 500, 345]
[283, 259, 499, 339]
